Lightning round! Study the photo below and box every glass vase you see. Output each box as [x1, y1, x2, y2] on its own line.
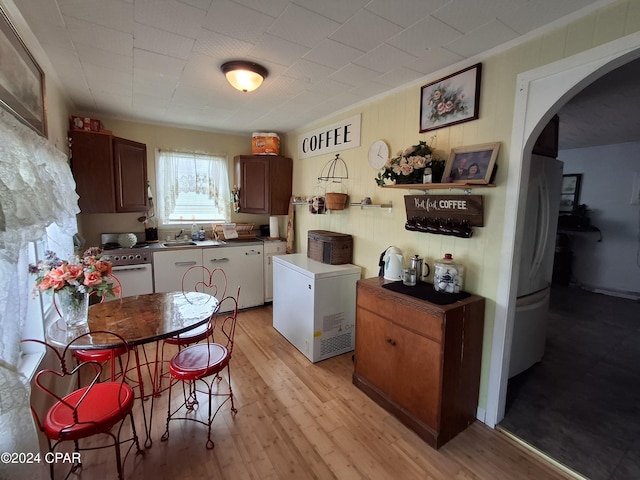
[56, 290, 89, 329]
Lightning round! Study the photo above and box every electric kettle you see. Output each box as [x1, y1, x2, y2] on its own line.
[382, 246, 404, 281]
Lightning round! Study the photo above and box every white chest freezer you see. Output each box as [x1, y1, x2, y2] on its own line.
[272, 253, 361, 362]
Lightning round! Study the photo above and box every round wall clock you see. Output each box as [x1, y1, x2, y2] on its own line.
[368, 140, 389, 169]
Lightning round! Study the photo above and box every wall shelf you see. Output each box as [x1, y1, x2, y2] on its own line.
[351, 201, 393, 212]
[381, 183, 496, 194]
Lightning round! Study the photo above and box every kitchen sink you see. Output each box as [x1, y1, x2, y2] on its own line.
[162, 241, 198, 247]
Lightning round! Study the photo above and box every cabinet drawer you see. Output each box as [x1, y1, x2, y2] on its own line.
[357, 283, 443, 343]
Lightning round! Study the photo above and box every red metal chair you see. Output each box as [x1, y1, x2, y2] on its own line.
[160, 286, 240, 449]
[156, 266, 228, 392]
[24, 331, 142, 480]
[70, 277, 152, 446]
[72, 274, 126, 384]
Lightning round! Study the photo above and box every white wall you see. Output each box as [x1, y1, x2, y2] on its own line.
[559, 141, 640, 298]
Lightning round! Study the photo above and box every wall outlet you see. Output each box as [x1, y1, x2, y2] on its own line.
[631, 172, 640, 205]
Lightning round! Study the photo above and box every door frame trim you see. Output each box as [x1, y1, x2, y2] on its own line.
[486, 32, 640, 428]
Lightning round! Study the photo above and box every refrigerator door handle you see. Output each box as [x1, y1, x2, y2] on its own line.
[529, 180, 550, 281]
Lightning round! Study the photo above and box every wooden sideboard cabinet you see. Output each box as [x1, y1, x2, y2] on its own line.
[353, 277, 485, 449]
[70, 130, 148, 213]
[234, 155, 292, 215]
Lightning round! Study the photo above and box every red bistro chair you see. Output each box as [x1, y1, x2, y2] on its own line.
[71, 274, 126, 383]
[157, 266, 229, 392]
[161, 286, 240, 449]
[69, 277, 151, 446]
[24, 331, 142, 480]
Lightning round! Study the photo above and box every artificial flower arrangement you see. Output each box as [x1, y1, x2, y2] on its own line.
[29, 247, 119, 305]
[375, 141, 445, 186]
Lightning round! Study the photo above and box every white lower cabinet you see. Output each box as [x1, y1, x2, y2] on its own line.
[263, 240, 287, 302]
[202, 244, 264, 311]
[153, 244, 265, 312]
[153, 249, 203, 293]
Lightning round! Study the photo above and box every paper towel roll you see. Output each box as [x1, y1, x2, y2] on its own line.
[269, 216, 279, 239]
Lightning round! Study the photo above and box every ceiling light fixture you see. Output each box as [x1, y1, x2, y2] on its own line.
[221, 61, 268, 92]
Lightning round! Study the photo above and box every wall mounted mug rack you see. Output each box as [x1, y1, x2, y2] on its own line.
[405, 217, 474, 238]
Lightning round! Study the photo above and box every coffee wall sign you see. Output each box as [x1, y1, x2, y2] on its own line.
[404, 194, 484, 238]
[298, 114, 361, 159]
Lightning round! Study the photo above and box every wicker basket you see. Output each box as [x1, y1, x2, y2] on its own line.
[325, 192, 348, 210]
[212, 223, 255, 240]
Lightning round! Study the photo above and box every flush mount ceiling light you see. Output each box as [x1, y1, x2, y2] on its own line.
[221, 61, 268, 92]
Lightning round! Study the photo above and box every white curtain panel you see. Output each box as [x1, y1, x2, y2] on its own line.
[156, 149, 230, 224]
[0, 109, 79, 480]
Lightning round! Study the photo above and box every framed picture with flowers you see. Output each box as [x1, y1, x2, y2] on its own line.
[419, 63, 481, 133]
[0, 6, 47, 137]
[443, 142, 500, 185]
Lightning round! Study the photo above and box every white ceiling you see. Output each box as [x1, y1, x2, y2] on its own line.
[11, 0, 637, 147]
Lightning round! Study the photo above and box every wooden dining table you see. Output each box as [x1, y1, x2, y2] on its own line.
[46, 291, 219, 447]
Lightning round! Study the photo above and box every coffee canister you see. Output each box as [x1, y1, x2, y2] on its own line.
[433, 253, 464, 293]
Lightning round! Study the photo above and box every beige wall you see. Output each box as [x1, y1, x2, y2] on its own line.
[74, 119, 283, 246]
[284, 0, 640, 412]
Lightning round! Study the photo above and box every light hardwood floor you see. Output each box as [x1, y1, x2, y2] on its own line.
[47, 305, 574, 479]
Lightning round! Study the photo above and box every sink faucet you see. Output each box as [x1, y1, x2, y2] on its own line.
[175, 229, 183, 240]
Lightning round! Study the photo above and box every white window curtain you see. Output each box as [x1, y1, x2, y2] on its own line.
[156, 150, 230, 225]
[0, 108, 79, 480]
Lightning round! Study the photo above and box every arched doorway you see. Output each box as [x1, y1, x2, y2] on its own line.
[486, 32, 640, 428]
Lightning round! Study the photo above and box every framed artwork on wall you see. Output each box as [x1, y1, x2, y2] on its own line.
[560, 174, 582, 212]
[419, 63, 481, 133]
[443, 142, 500, 184]
[0, 6, 47, 137]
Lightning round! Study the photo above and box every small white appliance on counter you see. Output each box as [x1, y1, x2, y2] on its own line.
[272, 253, 361, 362]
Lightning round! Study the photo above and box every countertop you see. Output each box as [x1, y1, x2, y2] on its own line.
[147, 236, 284, 251]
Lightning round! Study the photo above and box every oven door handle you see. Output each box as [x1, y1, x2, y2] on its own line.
[175, 261, 198, 267]
[113, 266, 150, 272]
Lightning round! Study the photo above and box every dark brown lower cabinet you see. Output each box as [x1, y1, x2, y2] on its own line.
[353, 277, 485, 449]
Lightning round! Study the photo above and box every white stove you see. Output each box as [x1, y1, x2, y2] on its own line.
[100, 233, 154, 297]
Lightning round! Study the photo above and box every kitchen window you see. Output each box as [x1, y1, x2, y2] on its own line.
[156, 149, 230, 225]
[19, 222, 75, 379]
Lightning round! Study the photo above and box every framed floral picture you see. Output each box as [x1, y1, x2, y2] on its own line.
[0, 6, 47, 137]
[419, 63, 481, 133]
[443, 142, 500, 184]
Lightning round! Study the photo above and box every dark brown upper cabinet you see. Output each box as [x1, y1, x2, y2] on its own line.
[234, 155, 292, 215]
[70, 130, 148, 213]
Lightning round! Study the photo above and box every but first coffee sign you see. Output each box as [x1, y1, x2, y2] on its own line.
[404, 194, 484, 226]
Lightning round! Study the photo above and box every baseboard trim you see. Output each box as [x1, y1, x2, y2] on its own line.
[580, 284, 640, 301]
[476, 406, 486, 424]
